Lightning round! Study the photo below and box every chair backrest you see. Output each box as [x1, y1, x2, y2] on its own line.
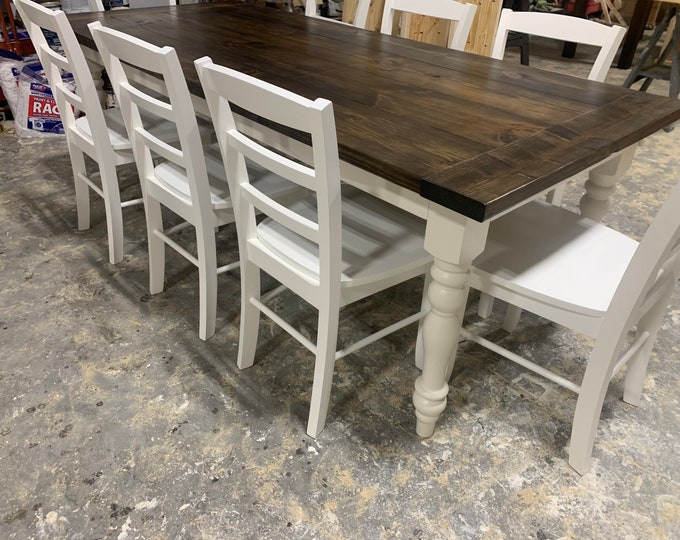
[13, 0, 111, 155]
[491, 9, 627, 82]
[380, 0, 477, 51]
[596, 180, 680, 366]
[195, 56, 342, 299]
[88, 22, 214, 227]
[304, 0, 370, 29]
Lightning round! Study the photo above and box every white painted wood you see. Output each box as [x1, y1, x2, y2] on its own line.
[89, 23, 298, 340]
[304, 0, 370, 28]
[413, 203, 489, 436]
[14, 0, 137, 265]
[579, 145, 637, 221]
[195, 57, 433, 437]
[380, 0, 478, 51]
[353, 0, 371, 29]
[491, 9, 626, 83]
[466, 182, 680, 473]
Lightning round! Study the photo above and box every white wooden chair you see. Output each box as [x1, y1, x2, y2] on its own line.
[479, 8, 628, 321]
[491, 9, 627, 83]
[195, 56, 433, 437]
[88, 22, 297, 340]
[380, 0, 477, 51]
[14, 0, 146, 265]
[462, 185, 680, 473]
[304, 0, 370, 28]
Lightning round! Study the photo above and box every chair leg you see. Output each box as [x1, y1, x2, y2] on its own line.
[568, 343, 619, 474]
[145, 198, 166, 295]
[623, 283, 672, 405]
[502, 304, 522, 332]
[306, 305, 340, 438]
[600, 0, 612, 25]
[69, 146, 91, 232]
[98, 160, 124, 265]
[237, 261, 261, 370]
[196, 225, 218, 340]
[477, 292, 495, 319]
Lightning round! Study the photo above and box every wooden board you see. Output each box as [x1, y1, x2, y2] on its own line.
[342, 0, 385, 31]
[461, 0, 502, 56]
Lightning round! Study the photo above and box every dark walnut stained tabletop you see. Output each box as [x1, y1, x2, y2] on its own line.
[68, 1, 680, 222]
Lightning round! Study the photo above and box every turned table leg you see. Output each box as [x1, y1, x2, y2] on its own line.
[413, 204, 488, 437]
[580, 145, 637, 221]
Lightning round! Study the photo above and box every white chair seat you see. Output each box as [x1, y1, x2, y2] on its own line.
[75, 108, 214, 152]
[258, 185, 430, 288]
[74, 107, 131, 150]
[154, 144, 297, 211]
[154, 146, 231, 210]
[471, 200, 638, 319]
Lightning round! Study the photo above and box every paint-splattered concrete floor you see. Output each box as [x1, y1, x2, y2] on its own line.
[1, 29, 679, 539]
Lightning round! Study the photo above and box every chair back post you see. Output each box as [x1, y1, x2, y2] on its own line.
[380, 0, 478, 51]
[491, 9, 626, 82]
[14, 0, 111, 161]
[594, 180, 680, 372]
[304, 0, 317, 17]
[490, 7, 512, 60]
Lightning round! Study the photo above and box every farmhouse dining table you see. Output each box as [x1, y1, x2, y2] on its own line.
[68, 1, 680, 438]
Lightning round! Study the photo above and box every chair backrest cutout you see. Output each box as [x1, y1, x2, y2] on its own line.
[491, 9, 627, 81]
[380, 0, 478, 51]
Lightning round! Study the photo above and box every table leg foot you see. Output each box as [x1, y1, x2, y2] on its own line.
[414, 375, 449, 437]
[412, 257, 470, 437]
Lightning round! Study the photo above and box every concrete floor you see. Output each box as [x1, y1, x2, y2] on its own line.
[1, 30, 680, 539]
